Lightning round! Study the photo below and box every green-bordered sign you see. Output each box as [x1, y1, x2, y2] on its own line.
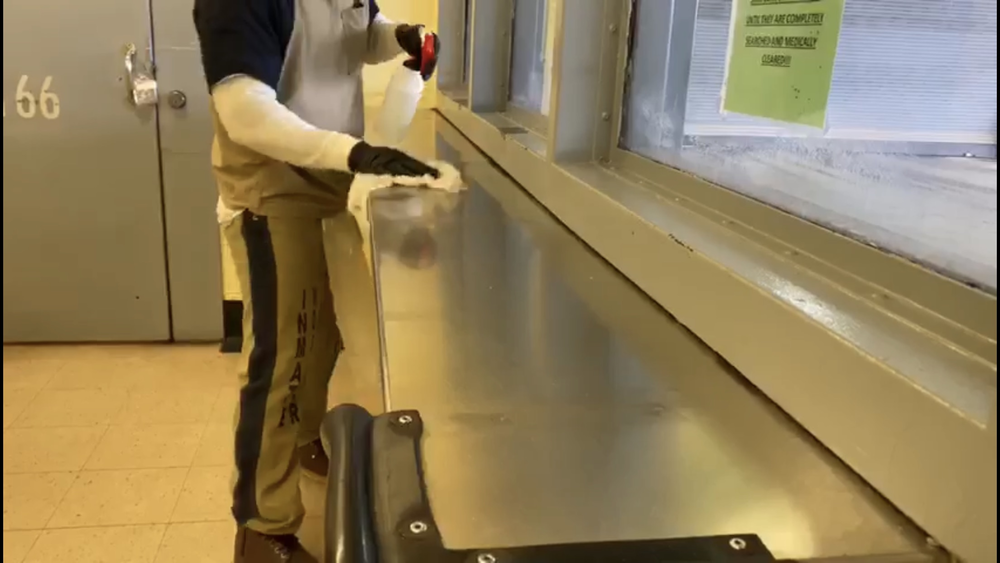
[721, 0, 846, 128]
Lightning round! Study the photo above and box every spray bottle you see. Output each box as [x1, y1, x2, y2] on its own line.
[375, 32, 438, 146]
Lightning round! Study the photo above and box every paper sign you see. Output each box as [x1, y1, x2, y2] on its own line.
[721, 0, 845, 128]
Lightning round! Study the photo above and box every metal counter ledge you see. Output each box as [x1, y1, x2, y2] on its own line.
[360, 115, 932, 562]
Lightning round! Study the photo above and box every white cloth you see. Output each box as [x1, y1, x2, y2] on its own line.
[347, 161, 465, 234]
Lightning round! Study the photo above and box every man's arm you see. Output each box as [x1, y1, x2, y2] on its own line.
[213, 77, 360, 171]
[195, 0, 437, 177]
[195, 0, 360, 170]
[366, 0, 405, 64]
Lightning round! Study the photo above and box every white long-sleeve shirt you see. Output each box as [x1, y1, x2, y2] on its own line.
[195, 0, 404, 221]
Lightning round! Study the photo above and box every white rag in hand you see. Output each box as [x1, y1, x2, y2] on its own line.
[347, 160, 465, 230]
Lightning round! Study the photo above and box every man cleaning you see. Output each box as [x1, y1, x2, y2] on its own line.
[192, 0, 439, 560]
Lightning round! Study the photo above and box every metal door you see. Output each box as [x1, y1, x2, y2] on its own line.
[153, 0, 224, 342]
[3, 0, 171, 341]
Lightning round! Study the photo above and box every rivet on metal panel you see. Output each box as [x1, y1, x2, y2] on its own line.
[409, 521, 428, 534]
[601, 112, 611, 121]
[729, 538, 748, 551]
[477, 554, 497, 563]
[609, 24, 618, 33]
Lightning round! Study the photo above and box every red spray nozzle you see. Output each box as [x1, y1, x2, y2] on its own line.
[421, 33, 437, 78]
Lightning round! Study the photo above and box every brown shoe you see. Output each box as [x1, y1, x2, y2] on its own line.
[298, 440, 329, 480]
[234, 527, 317, 563]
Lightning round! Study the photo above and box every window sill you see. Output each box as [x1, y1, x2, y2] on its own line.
[438, 95, 997, 563]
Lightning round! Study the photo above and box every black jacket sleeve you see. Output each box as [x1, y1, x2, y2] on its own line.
[194, 0, 288, 90]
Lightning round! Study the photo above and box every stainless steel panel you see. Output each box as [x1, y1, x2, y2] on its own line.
[438, 98, 995, 563]
[3, 0, 170, 341]
[153, 3, 224, 341]
[365, 116, 929, 561]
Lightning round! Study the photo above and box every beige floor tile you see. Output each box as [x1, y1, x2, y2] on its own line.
[23, 526, 165, 563]
[3, 389, 39, 430]
[171, 467, 232, 523]
[48, 469, 188, 528]
[3, 427, 106, 474]
[3, 531, 40, 563]
[32, 345, 225, 388]
[154, 522, 235, 563]
[3, 473, 78, 531]
[86, 425, 205, 470]
[210, 387, 240, 425]
[109, 345, 237, 391]
[2, 349, 65, 393]
[192, 424, 234, 467]
[115, 389, 219, 426]
[12, 389, 128, 428]
[42, 357, 154, 391]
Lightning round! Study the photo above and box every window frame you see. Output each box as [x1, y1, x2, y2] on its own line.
[438, 2, 997, 562]
[505, 0, 552, 136]
[614, 0, 997, 159]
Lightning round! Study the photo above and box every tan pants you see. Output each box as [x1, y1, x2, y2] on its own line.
[224, 211, 342, 535]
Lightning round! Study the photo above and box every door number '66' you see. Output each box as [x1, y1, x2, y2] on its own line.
[3, 76, 61, 120]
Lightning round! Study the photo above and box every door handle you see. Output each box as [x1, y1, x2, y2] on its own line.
[124, 43, 158, 107]
[167, 90, 188, 110]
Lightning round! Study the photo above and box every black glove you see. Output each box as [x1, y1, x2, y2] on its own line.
[396, 24, 440, 81]
[348, 142, 440, 178]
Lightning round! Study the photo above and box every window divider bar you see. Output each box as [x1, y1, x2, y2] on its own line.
[608, 0, 634, 163]
[661, 0, 699, 150]
[469, 0, 515, 113]
[436, 0, 468, 97]
[548, 0, 623, 162]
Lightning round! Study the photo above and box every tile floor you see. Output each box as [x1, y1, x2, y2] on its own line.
[3, 210, 385, 562]
[3, 109, 425, 563]
[3, 344, 383, 563]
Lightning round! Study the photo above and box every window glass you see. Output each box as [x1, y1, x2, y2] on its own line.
[509, 0, 551, 114]
[622, 0, 998, 291]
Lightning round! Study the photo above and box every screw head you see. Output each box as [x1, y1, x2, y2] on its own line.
[398, 415, 413, 425]
[478, 555, 497, 563]
[729, 538, 748, 551]
[609, 24, 618, 33]
[601, 112, 611, 121]
[409, 521, 428, 534]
